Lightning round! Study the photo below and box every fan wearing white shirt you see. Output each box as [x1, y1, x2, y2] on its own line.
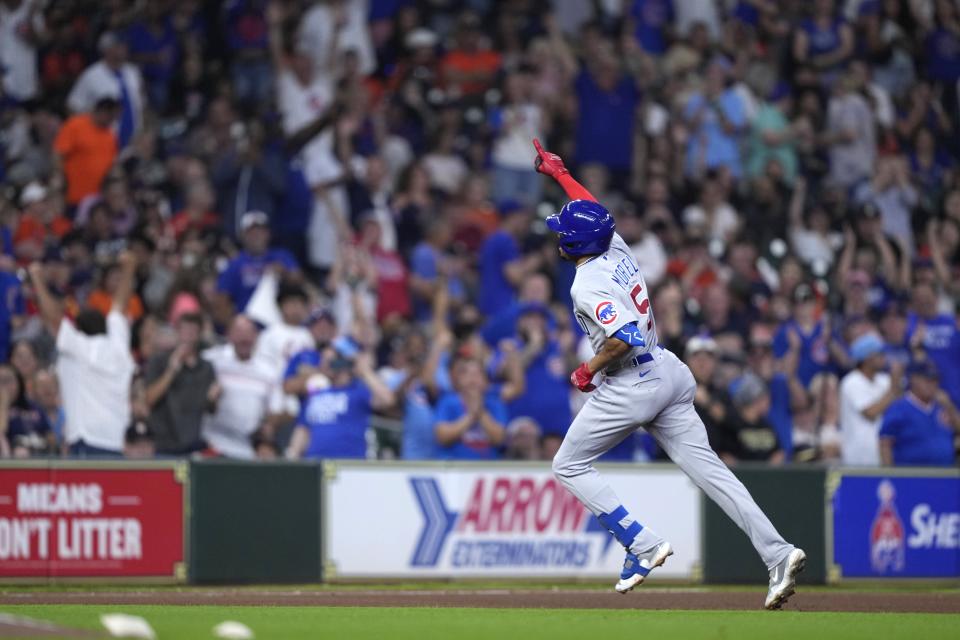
[838, 333, 903, 466]
[203, 316, 284, 459]
[269, 8, 348, 272]
[28, 252, 138, 457]
[66, 31, 144, 149]
[255, 282, 315, 382]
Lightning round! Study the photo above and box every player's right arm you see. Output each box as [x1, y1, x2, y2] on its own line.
[533, 139, 598, 203]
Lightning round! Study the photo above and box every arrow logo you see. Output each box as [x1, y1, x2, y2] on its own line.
[409, 477, 459, 567]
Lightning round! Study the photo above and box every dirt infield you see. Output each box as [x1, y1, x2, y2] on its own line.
[1, 589, 958, 614]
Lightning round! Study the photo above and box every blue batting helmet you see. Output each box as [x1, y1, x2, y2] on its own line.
[545, 200, 615, 257]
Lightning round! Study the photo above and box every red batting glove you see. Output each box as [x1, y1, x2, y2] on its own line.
[570, 362, 596, 392]
[533, 138, 569, 179]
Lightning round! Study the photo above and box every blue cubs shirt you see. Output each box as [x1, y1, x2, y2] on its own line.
[434, 390, 508, 460]
[773, 320, 831, 387]
[501, 340, 572, 437]
[0, 272, 24, 362]
[880, 395, 956, 466]
[284, 348, 321, 382]
[299, 380, 372, 459]
[217, 248, 298, 310]
[478, 231, 519, 316]
[905, 313, 960, 406]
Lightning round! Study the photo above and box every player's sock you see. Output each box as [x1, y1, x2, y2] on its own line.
[597, 506, 663, 555]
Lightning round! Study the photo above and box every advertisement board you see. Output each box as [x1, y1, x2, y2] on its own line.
[0, 462, 188, 581]
[828, 469, 960, 580]
[323, 462, 701, 579]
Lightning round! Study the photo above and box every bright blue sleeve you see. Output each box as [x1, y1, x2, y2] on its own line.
[486, 395, 509, 425]
[284, 349, 320, 381]
[410, 245, 437, 279]
[879, 403, 902, 439]
[354, 381, 373, 411]
[435, 393, 463, 422]
[269, 249, 299, 271]
[614, 322, 646, 347]
[216, 259, 239, 294]
[772, 324, 789, 358]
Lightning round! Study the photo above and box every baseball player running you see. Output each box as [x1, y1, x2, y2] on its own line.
[532, 139, 805, 609]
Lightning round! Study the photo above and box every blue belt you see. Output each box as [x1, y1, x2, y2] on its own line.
[607, 351, 654, 374]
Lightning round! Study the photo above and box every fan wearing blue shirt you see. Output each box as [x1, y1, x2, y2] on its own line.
[495, 303, 571, 449]
[216, 210, 299, 313]
[409, 219, 465, 322]
[905, 282, 960, 407]
[773, 285, 833, 387]
[880, 360, 959, 467]
[434, 356, 523, 460]
[683, 59, 747, 178]
[282, 308, 339, 397]
[477, 201, 542, 317]
[0, 271, 25, 363]
[287, 348, 396, 460]
[574, 63, 639, 172]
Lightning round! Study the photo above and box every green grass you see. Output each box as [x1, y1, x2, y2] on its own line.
[2, 581, 958, 594]
[2, 605, 959, 640]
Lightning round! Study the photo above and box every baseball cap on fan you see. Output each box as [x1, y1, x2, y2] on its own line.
[685, 335, 718, 357]
[19, 181, 48, 207]
[240, 210, 270, 231]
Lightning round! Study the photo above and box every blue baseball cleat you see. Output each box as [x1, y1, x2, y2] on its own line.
[615, 541, 673, 594]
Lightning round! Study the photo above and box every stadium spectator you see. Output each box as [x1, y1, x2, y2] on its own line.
[0, 0, 47, 103]
[839, 333, 902, 466]
[0, 362, 52, 457]
[0, 267, 24, 363]
[203, 315, 281, 459]
[477, 201, 543, 317]
[123, 419, 156, 459]
[713, 372, 785, 465]
[287, 346, 395, 460]
[880, 360, 959, 466]
[144, 312, 219, 455]
[215, 210, 299, 315]
[31, 368, 63, 449]
[434, 354, 523, 460]
[66, 31, 144, 149]
[29, 253, 136, 457]
[2, 0, 960, 467]
[53, 96, 119, 207]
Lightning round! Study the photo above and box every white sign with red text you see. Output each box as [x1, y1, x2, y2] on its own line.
[324, 463, 701, 578]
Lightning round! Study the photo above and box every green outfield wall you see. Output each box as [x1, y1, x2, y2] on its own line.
[701, 465, 827, 584]
[189, 460, 322, 583]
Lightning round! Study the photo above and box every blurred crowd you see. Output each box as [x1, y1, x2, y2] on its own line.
[0, 0, 958, 467]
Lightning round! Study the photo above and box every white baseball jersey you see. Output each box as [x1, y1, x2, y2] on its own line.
[556, 231, 794, 575]
[571, 233, 657, 361]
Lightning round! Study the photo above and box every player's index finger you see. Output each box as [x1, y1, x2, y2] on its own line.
[532, 138, 544, 153]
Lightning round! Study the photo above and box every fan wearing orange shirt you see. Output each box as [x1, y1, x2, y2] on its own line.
[53, 96, 119, 206]
[170, 179, 220, 241]
[87, 260, 144, 321]
[440, 13, 501, 97]
[13, 182, 72, 264]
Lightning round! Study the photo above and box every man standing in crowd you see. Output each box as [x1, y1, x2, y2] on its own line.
[53, 96, 119, 208]
[216, 210, 300, 315]
[144, 312, 219, 455]
[839, 333, 902, 466]
[66, 31, 143, 149]
[203, 315, 282, 459]
[880, 361, 959, 466]
[286, 346, 395, 460]
[28, 252, 137, 456]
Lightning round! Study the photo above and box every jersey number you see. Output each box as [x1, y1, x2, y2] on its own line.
[630, 284, 653, 330]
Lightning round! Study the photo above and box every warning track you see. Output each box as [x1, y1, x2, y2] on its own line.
[1, 588, 957, 613]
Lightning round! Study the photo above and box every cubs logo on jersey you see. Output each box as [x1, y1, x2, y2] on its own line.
[595, 301, 618, 325]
